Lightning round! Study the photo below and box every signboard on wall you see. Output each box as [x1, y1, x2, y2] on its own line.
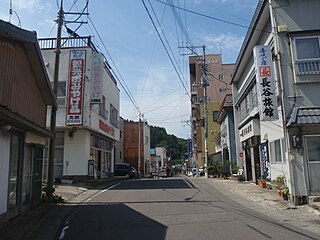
[66, 50, 86, 125]
[239, 119, 260, 142]
[90, 53, 104, 104]
[260, 141, 270, 180]
[253, 45, 278, 121]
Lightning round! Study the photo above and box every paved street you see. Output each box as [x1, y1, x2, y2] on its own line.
[54, 177, 320, 240]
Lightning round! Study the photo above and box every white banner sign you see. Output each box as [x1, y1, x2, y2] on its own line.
[239, 119, 260, 142]
[253, 45, 278, 121]
[91, 53, 104, 104]
[66, 50, 86, 125]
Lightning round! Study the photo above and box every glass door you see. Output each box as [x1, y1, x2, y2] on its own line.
[8, 133, 22, 218]
[306, 136, 320, 194]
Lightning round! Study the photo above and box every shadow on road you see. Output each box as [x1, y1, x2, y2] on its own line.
[58, 204, 167, 240]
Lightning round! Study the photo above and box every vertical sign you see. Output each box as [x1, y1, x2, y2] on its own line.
[188, 139, 193, 157]
[88, 160, 94, 177]
[91, 53, 104, 104]
[66, 50, 86, 125]
[253, 45, 278, 121]
[260, 142, 270, 180]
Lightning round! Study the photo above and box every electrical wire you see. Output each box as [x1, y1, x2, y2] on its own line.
[155, 0, 271, 34]
[88, 16, 141, 115]
[147, 0, 187, 81]
[142, 0, 191, 99]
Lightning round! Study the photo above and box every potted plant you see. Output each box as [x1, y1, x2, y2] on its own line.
[258, 179, 267, 188]
[283, 187, 289, 200]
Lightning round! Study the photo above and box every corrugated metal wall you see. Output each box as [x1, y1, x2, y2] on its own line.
[0, 38, 47, 127]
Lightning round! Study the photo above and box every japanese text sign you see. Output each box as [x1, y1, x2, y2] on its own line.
[253, 45, 278, 121]
[66, 50, 86, 125]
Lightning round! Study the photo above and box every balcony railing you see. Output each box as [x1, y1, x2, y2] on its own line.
[296, 60, 320, 75]
[38, 36, 97, 52]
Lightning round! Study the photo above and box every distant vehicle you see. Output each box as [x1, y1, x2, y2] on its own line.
[114, 163, 137, 179]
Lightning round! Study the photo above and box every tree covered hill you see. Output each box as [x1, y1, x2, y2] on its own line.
[150, 125, 188, 161]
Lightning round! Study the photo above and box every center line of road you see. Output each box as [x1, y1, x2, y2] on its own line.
[84, 183, 121, 203]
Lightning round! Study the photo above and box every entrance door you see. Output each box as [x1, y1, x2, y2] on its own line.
[8, 133, 23, 219]
[306, 136, 320, 194]
[33, 146, 43, 206]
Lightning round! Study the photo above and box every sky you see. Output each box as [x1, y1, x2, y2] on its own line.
[0, 0, 257, 139]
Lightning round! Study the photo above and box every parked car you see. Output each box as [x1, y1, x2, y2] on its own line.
[114, 163, 137, 179]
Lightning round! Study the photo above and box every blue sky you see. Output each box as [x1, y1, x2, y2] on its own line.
[0, 0, 257, 139]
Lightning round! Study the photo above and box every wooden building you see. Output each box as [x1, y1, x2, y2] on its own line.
[0, 20, 56, 223]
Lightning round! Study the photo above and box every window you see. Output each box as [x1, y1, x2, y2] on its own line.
[274, 139, 282, 163]
[218, 74, 224, 80]
[99, 96, 108, 120]
[52, 81, 67, 106]
[110, 104, 118, 127]
[213, 111, 219, 122]
[270, 139, 282, 163]
[294, 36, 320, 74]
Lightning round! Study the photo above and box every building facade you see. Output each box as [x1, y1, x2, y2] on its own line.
[216, 94, 237, 174]
[0, 20, 56, 223]
[123, 120, 150, 176]
[232, 0, 320, 204]
[189, 54, 234, 169]
[115, 116, 124, 164]
[39, 36, 120, 182]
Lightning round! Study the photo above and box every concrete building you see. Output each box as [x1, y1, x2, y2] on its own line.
[39, 36, 120, 182]
[231, 0, 320, 204]
[0, 20, 56, 223]
[123, 120, 150, 176]
[189, 54, 234, 168]
[216, 94, 237, 174]
[115, 117, 124, 164]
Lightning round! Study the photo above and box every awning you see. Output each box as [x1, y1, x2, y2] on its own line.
[287, 107, 320, 127]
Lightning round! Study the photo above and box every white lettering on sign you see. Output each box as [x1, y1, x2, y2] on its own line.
[66, 50, 86, 125]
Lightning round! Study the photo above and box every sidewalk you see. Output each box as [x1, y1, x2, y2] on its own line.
[204, 178, 320, 235]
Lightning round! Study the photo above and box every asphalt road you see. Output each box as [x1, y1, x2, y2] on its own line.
[57, 177, 320, 240]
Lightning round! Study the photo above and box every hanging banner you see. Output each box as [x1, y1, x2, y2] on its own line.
[66, 50, 86, 125]
[253, 45, 278, 121]
[90, 53, 104, 104]
[260, 141, 270, 180]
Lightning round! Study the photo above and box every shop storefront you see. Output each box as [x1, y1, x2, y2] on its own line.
[239, 119, 261, 183]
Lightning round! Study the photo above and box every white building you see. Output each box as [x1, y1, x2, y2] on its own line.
[39, 36, 120, 181]
[232, 0, 320, 204]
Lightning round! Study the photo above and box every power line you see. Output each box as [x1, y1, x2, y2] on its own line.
[142, 0, 191, 99]
[155, 0, 271, 33]
[88, 17, 141, 115]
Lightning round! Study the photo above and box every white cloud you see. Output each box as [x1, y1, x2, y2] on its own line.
[199, 33, 244, 62]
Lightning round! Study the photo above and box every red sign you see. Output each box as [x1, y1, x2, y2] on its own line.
[99, 119, 115, 137]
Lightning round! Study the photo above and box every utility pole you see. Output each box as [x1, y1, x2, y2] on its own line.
[47, 0, 63, 202]
[138, 114, 141, 178]
[200, 46, 209, 178]
[181, 45, 209, 178]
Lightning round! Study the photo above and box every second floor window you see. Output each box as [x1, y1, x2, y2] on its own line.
[110, 104, 118, 127]
[294, 36, 320, 75]
[99, 96, 108, 120]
